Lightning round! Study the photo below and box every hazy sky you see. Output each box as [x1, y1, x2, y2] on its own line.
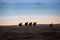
[0, 0, 60, 25]
[0, 0, 60, 17]
[1, 0, 60, 4]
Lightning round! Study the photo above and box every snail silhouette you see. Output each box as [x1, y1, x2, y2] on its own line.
[19, 23, 22, 26]
[49, 23, 53, 28]
[29, 22, 32, 26]
[25, 22, 28, 26]
[33, 22, 37, 26]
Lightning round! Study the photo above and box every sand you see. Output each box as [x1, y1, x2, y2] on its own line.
[0, 24, 60, 40]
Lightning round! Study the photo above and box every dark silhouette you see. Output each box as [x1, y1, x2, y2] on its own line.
[19, 23, 22, 26]
[33, 22, 37, 26]
[25, 22, 28, 26]
[29, 22, 32, 26]
[49, 23, 53, 28]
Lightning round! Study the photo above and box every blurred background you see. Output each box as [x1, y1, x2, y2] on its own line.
[0, 0, 60, 25]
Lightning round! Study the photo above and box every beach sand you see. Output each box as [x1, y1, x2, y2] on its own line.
[0, 24, 60, 40]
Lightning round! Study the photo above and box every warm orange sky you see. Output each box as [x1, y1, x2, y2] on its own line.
[0, 15, 60, 25]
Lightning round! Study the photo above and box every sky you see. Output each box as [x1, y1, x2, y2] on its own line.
[0, 0, 60, 4]
[0, 0, 60, 25]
